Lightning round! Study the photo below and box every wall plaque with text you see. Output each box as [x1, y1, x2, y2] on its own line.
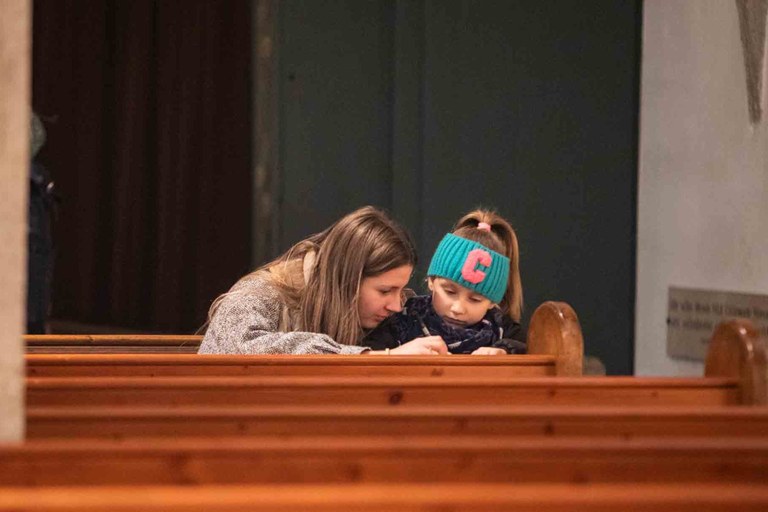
[667, 287, 768, 361]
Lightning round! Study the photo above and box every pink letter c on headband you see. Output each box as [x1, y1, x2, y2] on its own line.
[461, 249, 492, 284]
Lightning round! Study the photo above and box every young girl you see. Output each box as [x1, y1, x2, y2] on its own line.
[381, 209, 525, 355]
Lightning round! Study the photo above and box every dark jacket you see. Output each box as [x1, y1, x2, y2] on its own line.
[364, 295, 526, 354]
[27, 161, 55, 334]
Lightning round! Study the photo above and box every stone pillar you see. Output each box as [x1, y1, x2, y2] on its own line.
[0, 0, 30, 441]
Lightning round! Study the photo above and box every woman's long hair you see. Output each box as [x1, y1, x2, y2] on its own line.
[452, 209, 523, 322]
[205, 206, 416, 344]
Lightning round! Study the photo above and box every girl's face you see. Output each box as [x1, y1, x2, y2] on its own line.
[358, 265, 413, 329]
[428, 277, 494, 327]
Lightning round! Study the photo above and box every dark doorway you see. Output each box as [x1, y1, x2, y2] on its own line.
[32, 0, 253, 333]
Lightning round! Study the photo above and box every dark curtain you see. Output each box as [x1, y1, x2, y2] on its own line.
[32, 0, 253, 333]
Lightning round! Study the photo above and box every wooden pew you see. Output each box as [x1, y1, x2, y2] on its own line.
[21, 318, 768, 406]
[1, 436, 767, 486]
[14, 314, 766, 512]
[24, 301, 584, 375]
[1, 482, 766, 512]
[22, 318, 768, 437]
[26, 404, 768, 440]
[25, 328, 767, 407]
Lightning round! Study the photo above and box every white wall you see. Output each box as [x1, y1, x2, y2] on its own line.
[637, 0, 768, 375]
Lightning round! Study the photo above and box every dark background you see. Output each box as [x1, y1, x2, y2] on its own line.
[32, 0, 640, 374]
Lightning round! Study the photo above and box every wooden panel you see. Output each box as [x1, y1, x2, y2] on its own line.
[25, 335, 201, 354]
[25, 376, 742, 408]
[0, 483, 766, 511]
[1, 437, 767, 486]
[25, 354, 556, 378]
[25, 405, 768, 440]
[25, 346, 200, 354]
[25, 335, 201, 346]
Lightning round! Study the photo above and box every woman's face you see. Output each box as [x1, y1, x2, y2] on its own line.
[358, 264, 413, 329]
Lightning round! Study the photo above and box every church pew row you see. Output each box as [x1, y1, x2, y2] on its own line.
[21, 319, 768, 406]
[25, 404, 768, 440]
[25, 302, 585, 375]
[1, 483, 766, 512]
[24, 317, 767, 401]
[13, 318, 768, 511]
[1, 437, 767, 486]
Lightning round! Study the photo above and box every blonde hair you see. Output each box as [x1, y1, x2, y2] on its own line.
[451, 209, 523, 322]
[206, 206, 416, 344]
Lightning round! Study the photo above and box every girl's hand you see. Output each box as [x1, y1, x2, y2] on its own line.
[471, 347, 506, 356]
[391, 336, 449, 355]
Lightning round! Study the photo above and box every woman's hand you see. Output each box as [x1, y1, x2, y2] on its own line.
[470, 347, 506, 355]
[391, 336, 449, 355]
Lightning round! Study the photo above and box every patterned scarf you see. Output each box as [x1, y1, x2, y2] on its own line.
[393, 295, 503, 354]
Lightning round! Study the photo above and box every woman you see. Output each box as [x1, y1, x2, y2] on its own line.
[198, 206, 448, 355]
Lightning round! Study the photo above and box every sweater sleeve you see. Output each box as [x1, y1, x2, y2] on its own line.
[197, 275, 369, 355]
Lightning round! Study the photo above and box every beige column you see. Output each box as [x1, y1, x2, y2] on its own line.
[0, 0, 30, 441]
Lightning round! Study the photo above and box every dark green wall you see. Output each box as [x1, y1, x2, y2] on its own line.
[277, 0, 640, 374]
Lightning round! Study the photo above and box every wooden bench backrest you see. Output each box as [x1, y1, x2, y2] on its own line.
[25, 404, 768, 440]
[1, 437, 767, 486]
[26, 374, 746, 407]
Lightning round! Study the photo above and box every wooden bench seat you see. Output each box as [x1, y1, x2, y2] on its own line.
[26, 404, 768, 439]
[1, 436, 767, 486]
[1, 482, 766, 511]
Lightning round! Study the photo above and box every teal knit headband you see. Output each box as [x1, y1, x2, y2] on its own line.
[427, 233, 510, 303]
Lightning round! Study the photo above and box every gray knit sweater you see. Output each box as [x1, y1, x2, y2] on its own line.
[198, 273, 370, 355]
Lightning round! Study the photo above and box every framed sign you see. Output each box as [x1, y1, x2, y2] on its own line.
[667, 287, 768, 360]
